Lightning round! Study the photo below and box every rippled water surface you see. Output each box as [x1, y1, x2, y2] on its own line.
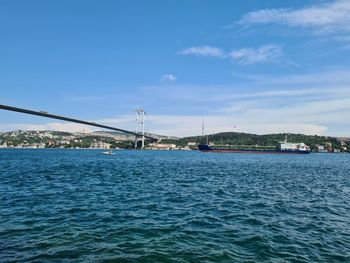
[1, 149, 350, 262]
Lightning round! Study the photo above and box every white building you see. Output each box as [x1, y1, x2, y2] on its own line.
[316, 145, 325, 150]
[90, 141, 111, 149]
[148, 143, 177, 150]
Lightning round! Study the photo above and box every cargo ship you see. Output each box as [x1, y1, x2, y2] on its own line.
[198, 140, 311, 154]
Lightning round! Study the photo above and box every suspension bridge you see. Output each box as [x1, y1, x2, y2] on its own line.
[0, 104, 158, 147]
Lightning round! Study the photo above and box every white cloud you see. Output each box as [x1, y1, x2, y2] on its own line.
[229, 44, 283, 65]
[178, 44, 283, 65]
[2, 69, 350, 137]
[2, 95, 349, 137]
[161, 74, 176, 81]
[178, 46, 224, 57]
[134, 69, 350, 136]
[144, 115, 328, 137]
[91, 92, 350, 135]
[141, 71, 350, 104]
[0, 115, 331, 137]
[239, 0, 350, 34]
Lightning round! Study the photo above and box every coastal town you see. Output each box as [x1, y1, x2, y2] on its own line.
[0, 130, 189, 150]
[0, 130, 349, 153]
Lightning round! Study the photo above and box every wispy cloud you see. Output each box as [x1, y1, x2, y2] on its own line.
[3, 69, 350, 137]
[142, 69, 350, 103]
[2, 91, 350, 137]
[229, 44, 283, 65]
[98, 77, 350, 137]
[93, 114, 330, 137]
[238, 0, 350, 34]
[0, 116, 328, 137]
[111, 115, 329, 137]
[178, 44, 283, 65]
[161, 74, 176, 81]
[178, 46, 224, 57]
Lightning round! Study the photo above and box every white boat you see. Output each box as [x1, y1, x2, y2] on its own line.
[102, 150, 115, 155]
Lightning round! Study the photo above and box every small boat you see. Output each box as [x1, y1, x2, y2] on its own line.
[102, 150, 115, 155]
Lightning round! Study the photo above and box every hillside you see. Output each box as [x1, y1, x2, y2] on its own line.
[0, 130, 134, 149]
[162, 132, 349, 152]
[0, 130, 178, 149]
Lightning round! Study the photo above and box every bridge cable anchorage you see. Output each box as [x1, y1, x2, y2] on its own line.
[0, 104, 157, 141]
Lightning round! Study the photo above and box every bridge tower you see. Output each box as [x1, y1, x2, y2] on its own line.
[135, 109, 146, 149]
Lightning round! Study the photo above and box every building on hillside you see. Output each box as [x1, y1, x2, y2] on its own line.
[148, 143, 178, 150]
[90, 141, 111, 149]
[180, 146, 192, 150]
[315, 144, 327, 153]
[31, 143, 46, 148]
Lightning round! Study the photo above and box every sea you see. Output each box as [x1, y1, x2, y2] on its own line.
[0, 149, 349, 262]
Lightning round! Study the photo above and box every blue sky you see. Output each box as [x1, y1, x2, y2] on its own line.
[1, 0, 350, 136]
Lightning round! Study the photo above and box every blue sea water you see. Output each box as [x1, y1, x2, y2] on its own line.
[0, 149, 349, 262]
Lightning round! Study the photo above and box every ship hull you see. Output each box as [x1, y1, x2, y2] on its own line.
[198, 144, 311, 154]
